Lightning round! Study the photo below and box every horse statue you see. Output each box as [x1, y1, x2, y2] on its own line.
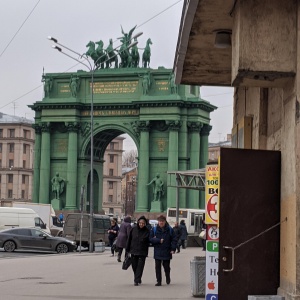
[95, 40, 108, 69]
[105, 39, 118, 68]
[131, 38, 140, 68]
[85, 41, 99, 67]
[142, 38, 152, 68]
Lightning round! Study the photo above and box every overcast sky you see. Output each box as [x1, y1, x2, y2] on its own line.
[0, 0, 233, 148]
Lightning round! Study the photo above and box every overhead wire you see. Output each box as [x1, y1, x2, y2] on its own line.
[0, 0, 41, 59]
[0, 0, 183, 111]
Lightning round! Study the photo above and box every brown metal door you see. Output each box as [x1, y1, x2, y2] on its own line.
[218, 148, 281, 300]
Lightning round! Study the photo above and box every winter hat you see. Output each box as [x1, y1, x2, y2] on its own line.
[138, 215, 147, 224]
[157, 215, 166, 221]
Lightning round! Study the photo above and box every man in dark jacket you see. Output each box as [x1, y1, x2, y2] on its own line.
[179, 220, 188, 250]
[149, 215, 177, 286]
[116, 216, 132, 262]
[172, 222, 182, 253]
[126, 216, 150, 286]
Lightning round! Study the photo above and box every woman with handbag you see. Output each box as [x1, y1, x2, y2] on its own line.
[108, 219, 119, 257]
[126, 216, 150, 286]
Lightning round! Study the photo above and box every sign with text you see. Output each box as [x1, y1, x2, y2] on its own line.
[91, 81, 138, 94]
[206, 240, 219, 299]
[205, 164, 219, 225]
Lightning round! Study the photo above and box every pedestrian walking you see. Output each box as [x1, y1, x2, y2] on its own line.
[149, 215, 177, 286]
[178, 220, 188, 250]
[172, 222, 182, 253]
[126, 216, 150, 286]
[108, 219, 119, 256]
[116, 216, 132, 262]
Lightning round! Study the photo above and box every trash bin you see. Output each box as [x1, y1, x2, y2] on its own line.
[190, 256, 205, 297]
[94, 242, 105, 253]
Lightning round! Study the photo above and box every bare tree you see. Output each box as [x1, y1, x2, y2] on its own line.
[122, 149, 138, 167]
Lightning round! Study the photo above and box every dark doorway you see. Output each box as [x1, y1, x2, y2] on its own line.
[218, 148, 281, 300]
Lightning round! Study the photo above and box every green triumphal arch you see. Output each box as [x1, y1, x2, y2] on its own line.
[30, 66, 216, 214]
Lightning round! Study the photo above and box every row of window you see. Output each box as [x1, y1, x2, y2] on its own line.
[0, 129, 31, 139]
[0, 174, 29, 184]
[0, 189, 27, 199]
[0, 143, 30, 154]
[0, 159, 29, 169]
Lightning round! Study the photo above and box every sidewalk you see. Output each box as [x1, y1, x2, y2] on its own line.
[89, 246, 206, 299]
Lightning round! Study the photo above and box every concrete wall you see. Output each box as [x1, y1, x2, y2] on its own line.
[233, 79, 298, 298]
[232, 0, 297, 87]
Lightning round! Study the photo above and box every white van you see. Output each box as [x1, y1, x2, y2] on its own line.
[0, 207, 50, 233]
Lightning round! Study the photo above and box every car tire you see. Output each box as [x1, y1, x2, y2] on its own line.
[3, 240, 16, 252]
[56, 243, 69, 254]
[57, 232, 63, 237]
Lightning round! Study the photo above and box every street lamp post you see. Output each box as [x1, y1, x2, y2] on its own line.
[48, 33, 142, 252]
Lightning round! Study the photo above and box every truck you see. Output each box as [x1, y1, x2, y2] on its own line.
[63, 213, 110, 249]
[12, 202, 63, 236]
[0, 207, 49, 232]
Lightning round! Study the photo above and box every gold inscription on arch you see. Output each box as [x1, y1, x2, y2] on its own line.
[155, 80, 169, 91]
[91, 81, 138, 94]
[81, 109, 139, 116]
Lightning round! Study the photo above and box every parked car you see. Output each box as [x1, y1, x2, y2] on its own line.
[0, 227, 77, 253]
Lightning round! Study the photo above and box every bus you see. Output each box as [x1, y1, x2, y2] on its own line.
[166, 208, 205, 236]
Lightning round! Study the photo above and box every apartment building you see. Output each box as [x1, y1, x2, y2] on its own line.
[102, 136, 124, 218]
[0, 113, 34, 204]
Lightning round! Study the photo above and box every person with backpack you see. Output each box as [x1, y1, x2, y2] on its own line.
[149, 215, 178, 286]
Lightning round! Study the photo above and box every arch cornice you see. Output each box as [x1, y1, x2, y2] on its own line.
[29, 100, 216, 113]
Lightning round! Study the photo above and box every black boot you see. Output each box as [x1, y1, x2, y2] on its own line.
[166, 273, 171, 285]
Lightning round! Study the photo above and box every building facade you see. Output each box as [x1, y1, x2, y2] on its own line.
[30, 68, 215, 214]
[174, 1, 300, 298]
[208, 134, 231, 162]
[121, 166, 137, 217]
[0, 113, 34, 204]
[102, 137, 124, 217]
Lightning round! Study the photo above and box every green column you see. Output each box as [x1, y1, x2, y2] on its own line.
[178, 117, 188, 208]
[167, 121, 181, 209]
[32, 125, 41, 203]
[65, 122, 79, 210]
[199, 124, 212, 209]
[39, 123, 51, 204]
[187, 122, 202, 208]
[98, 160, 104, 213]
[136, 121, 150, 212]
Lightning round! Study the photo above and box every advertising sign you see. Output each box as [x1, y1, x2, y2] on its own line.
[205, 164, 219, 225]
[205, 163, 219, 299]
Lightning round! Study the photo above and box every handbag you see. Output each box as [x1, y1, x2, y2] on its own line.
[199, 230, 206, 239]
[122, 254, 132, 270]
[111, 239, 119, 252]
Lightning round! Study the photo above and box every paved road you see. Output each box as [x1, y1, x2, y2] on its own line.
[0, 246, 205, 300]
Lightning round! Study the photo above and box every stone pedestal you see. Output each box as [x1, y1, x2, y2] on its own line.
[51, 198, 61, 210]
[150, 201, 162, 212]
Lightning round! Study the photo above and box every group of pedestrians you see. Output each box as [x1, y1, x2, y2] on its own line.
[108, 214, 188, 286]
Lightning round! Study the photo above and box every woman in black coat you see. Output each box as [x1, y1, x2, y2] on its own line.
[126, 216, 150, 286]
[108, 219, 119, 256]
